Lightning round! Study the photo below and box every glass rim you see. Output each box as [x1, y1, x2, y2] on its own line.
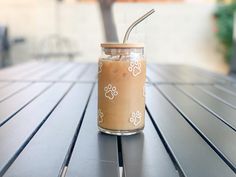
[101, 43, 144, 49]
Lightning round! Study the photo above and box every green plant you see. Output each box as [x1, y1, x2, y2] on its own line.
[214, 2, 236, 63]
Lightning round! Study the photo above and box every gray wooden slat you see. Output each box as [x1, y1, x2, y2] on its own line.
[173, 65, 218, 83]
[190, 65, 235, 83]
[198, 85, 236, 109]
[0, 82, 11, 89]
[0, 62, 42, 81]
[146, 65, 167, 82]
[0, 82, 31, 102]
[230, 74, 236, 79]
[230, 77, 236, 83]
[61, 64, 88, 81]
[0, 82, 71, 174]
[155, 65, 186, 82]
[68, 161, 119, 177]
[158, 84, 236, 170]
[0, 82, 51, 126]
[66, 85, 119, 177]
[177, 85, 236, 131]
[42, 62, 76, 81]
[148, 65, 179, 83]
[189, 66, 228, 83]
[10, 62, 52, 80]
[3, 83, 93, 177]
[122, 112, 179, 177]
[79, 64, 98, 82]
[158, 65, 210, 83]
[154, 65, 215, 84]
[155, 65, 188, 83]
[25, 62, 65, 80]
[215, 84, 236, 96]
[168, 65, 226, 84]
[146, 84, 235, 177]
[179, 65, 226, 83]
[151, 65, 188, 83]
[0, 61, 39, 79]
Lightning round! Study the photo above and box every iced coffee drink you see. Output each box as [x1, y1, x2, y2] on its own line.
[98, 43, 146, 135]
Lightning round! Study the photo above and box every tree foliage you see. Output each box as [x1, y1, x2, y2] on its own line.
[214, 2, 236, 63]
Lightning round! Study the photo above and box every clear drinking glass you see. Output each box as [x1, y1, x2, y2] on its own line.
[98, 43, 146, 135]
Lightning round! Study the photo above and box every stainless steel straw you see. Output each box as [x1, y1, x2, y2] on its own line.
[123, 9, 155, 43]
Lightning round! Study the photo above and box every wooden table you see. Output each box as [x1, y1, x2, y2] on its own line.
[0, 61, 235, 177]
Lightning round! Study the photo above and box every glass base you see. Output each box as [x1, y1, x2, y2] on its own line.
[98, 126, 143, 136]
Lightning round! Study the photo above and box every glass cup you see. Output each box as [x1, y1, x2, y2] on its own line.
[98, 43, 146, 135]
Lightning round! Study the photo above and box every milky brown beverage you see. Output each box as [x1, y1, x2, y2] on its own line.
[98, 44, 146, 135]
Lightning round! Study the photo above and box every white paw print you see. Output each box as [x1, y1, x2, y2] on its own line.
[104, 84, 118, 100]
[128, 61, 141, 77]
[98, 109, 104, 124]
[98, 61, 103, 74]
[129, 111, 142, 126]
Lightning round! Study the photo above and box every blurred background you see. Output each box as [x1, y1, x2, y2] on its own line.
[0, 0, 236, 75]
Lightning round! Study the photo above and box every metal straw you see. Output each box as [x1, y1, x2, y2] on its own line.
[123, 9, 155, 43]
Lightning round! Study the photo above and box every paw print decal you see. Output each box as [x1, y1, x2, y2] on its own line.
[104, 84, 118, 100]
[128, 61, 141, 77]
[129, 111, 142, 126]
[98, 61, 103, 74]
[98, 109, 104, 124]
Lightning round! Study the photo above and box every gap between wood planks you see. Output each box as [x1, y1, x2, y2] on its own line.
[0, 83, 74, 176]
[0, 83, 53, 127]
[58, 83, 95, 177]
[156, 84, 236, 173]
[145, 104, 185, 177]
[117, 136, 125, 177]
[59, 96, 125, 177]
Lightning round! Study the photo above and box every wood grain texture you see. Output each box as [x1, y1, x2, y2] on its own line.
[0, 82, 32, 102]
[0, 61, 39, 80]
[3, 83, 93, 177]
[146, 84, 235, 177]
[79, 64, 98, 82]
[25, 62, 65, 80]
[158, 84, 236, 171]
[198, 85, 236, 109]
[215, 84, 236, 96]
[61, 63, 88, 81]
[0, 62, 235, 177]
[177, 85, 236, 131]
[66, 85, 119, 177]
[122, 112, 179, 177]
[0, 83, 72, 174]
[0, 82, 51, 127]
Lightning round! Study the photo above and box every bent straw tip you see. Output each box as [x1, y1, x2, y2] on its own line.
[123, 8, 156, 43]
[150, 9, 155, 13]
